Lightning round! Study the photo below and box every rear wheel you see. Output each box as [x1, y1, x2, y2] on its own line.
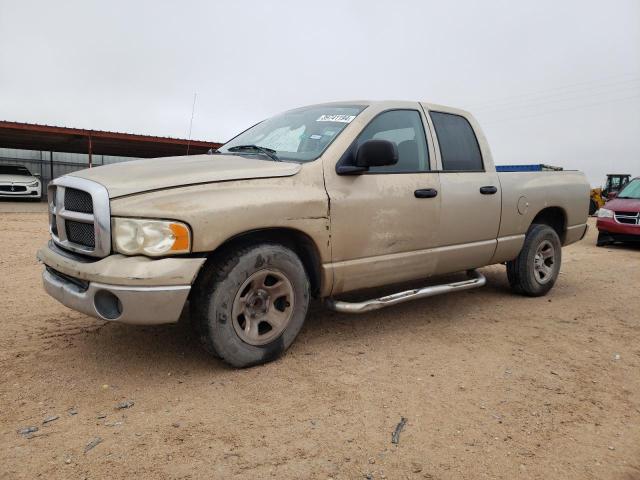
[588, 199, 598, 216]
[507, 224, 562, 296]
[191, 243, 310, 368]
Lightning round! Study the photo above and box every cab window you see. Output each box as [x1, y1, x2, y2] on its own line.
[430, 111, 483, 171]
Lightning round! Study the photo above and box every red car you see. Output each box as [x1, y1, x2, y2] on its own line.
[596, 177, 640, 246]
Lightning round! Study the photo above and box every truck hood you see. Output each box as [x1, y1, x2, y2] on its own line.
[604, 197, 640, 212]
[69, 154, 302, 198]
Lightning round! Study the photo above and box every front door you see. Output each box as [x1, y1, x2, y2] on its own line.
[323, 107, 441, 295]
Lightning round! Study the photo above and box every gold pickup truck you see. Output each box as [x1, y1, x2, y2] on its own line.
[38, 101, 590, 367]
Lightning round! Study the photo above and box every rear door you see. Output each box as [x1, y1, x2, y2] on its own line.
[423, 108, 501, 274]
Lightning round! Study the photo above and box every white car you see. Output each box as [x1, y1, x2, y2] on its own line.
[0, 164, 42, 200]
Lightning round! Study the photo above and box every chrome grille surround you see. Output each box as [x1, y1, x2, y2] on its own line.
[614, 211, 640, 226]
[48, 176, 111, 257]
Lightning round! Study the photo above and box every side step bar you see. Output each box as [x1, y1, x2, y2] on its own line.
[325, 270, 486, 314]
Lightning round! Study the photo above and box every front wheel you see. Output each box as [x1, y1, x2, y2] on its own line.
[507, 224, 562, 297]
[596, 232, 612, 247]
[191, 243, 310, 368]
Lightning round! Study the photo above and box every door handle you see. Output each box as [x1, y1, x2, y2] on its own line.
[480, 186, 498, 195]
[414, 188, 438, 198]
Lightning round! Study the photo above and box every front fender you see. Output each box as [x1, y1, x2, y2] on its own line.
[109, 163, 331, 263]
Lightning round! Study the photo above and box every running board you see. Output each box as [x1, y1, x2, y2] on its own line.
[325, 270, 486, 314]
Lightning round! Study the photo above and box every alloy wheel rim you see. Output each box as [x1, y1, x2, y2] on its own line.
[231, 269, 295, 346]
[533, 240, 556, 284]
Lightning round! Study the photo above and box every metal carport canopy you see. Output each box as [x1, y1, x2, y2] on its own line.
[0, 120, 222, 158]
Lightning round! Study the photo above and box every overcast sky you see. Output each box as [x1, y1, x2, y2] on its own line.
[1, 0, 638, 185]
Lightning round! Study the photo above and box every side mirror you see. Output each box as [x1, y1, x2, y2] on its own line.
[608, 191, 618, 199]
[355, 139, 398, 168]
[34, 173, 41, 178]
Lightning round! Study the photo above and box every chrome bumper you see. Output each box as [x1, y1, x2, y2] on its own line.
[42, 268, 190, 325]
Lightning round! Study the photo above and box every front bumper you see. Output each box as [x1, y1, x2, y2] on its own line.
[596, 217, 640, 237]
[38, 241, 206, 325]
[43, 267, 191, 324]
[0, 184, 41, 198]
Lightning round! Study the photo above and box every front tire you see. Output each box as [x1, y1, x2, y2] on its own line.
[507, 224, 562, 297]
[596, 232, 612, 247]
[191, 243, 310, 368]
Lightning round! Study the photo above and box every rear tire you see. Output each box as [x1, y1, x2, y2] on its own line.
[588, 199, 598, 216]
[191, 243, 310, 368]
[507, 224, 562, 297]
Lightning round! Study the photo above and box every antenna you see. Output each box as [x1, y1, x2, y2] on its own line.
[186, 92, 197, 155]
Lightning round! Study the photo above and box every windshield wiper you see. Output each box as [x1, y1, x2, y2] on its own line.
[227, 145, 280, 161]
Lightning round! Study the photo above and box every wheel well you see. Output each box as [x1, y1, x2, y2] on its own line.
[204, 228, 323, 297]
[531, 207, 567, 243]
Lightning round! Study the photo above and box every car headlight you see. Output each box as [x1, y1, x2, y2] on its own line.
[27, 181, 39, 187]
[112, 218, 191, 256]
[597, 208, 614, 219]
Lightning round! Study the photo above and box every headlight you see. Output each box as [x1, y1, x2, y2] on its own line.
[27, 181, 39, 187]
[112, 218, 191, 256]
[597, 208, 614, 219]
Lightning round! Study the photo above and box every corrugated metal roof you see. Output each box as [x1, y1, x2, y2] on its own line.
[0, 120, 223, 158]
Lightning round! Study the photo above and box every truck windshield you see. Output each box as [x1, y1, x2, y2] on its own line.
[0, 165, 31, 176]
[617, 179, 640, 199]
[218, 105, 366, 162]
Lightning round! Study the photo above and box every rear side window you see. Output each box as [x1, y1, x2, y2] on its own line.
[430, 112, 483, 171]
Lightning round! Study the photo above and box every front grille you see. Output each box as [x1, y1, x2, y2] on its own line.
[614, 212, 640, 225]
[64, 188, 93, 213]
[0, 185, 27, 192]
[48, 177, 111, 257]
[65, 220, 96, 247]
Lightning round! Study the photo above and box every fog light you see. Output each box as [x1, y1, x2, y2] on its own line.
[94, 290, 123, 320]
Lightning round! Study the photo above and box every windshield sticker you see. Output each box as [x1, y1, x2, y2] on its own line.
[317, 114, 356, 123]
[309, 134, 322, 140]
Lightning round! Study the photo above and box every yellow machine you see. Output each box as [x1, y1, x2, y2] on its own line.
[589, 174, 631, 215]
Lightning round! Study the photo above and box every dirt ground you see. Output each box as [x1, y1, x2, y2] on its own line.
[1, 202, 639, 480]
